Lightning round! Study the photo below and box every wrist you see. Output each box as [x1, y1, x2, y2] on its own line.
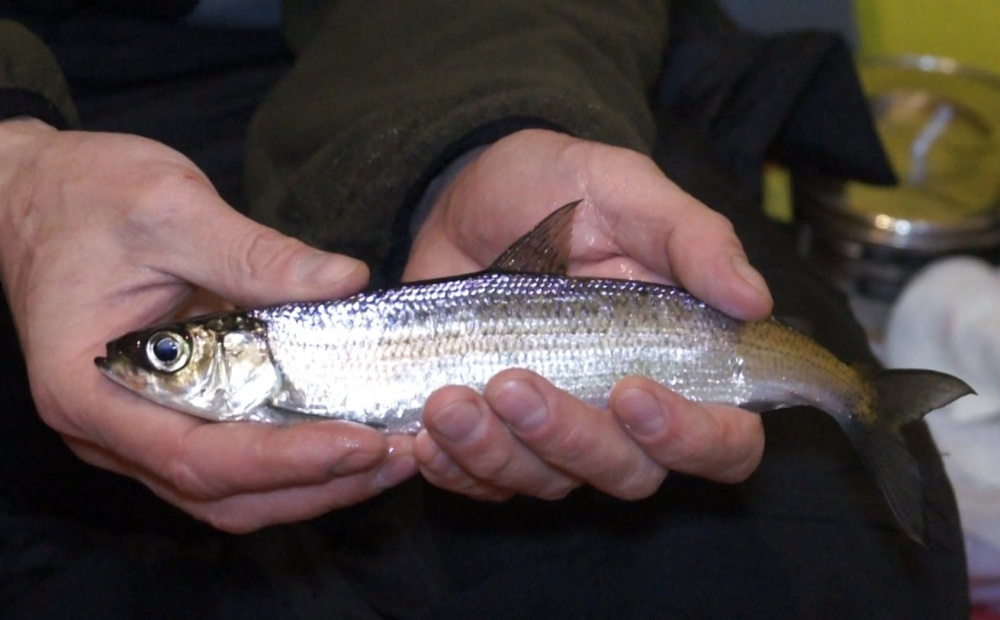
[410, 145, 488, 241]
[0, 118, 57, 264]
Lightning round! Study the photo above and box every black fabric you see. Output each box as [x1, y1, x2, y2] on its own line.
[0, 18, 79, 127]
[0, 87, 69, 127]
[658, 0, 896, 194]
[0, 4, 969, 619]
[245, 0, 668, 282]
[0, 0, 198, 19]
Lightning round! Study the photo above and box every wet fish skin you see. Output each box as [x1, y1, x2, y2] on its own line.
[102, 273, 860, 430]
[250, 272, 862, 432]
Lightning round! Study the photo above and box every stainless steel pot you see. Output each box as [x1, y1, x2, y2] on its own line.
[796, 55, 1000, 303]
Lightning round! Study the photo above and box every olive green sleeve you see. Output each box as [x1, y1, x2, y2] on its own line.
[246, 0, 669, 276]
[0, 20, 78, 128]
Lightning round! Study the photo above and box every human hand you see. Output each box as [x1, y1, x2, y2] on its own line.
[0, 119, 416, 532]
[405, 129, 769, 501]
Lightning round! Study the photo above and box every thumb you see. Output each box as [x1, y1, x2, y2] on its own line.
[159, 197, 369, 307]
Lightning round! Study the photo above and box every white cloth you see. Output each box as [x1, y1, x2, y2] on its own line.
[884, 256, 1000, 611]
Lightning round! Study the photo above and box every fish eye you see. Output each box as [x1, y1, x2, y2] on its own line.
[145, 331, 191, 373]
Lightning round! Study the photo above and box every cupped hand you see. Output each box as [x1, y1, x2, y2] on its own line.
[0, 119, 415, 532]
[405, 129, 770, 501]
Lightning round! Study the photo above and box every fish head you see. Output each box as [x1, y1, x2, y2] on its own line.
[95, 314, 280, 421]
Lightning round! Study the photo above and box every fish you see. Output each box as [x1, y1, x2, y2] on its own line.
[96, 200, 973, 542]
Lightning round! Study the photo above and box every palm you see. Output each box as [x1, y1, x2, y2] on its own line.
[404, 129, 770, 504]
[403, 130, 770, 323]
[1, 125, 399, 533]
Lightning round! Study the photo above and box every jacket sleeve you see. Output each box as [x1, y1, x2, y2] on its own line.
[245, 0, 669, 278]
[0, 19, 78, 129]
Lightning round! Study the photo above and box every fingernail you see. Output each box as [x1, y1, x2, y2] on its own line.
[296, 252, 364, 286]
[617, 388, 665, 437]
[375, 454, 416, 489]
[432, 400, 483, 443]
[731, 256, 771, 302]
[489, 380, 547, 432]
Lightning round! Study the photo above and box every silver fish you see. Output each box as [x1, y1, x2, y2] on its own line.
[96, 200, 973, 542]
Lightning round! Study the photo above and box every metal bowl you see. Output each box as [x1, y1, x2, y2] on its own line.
[795, 55, 1000, 302]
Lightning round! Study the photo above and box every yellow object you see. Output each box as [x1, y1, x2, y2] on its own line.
[855, 0, 1000, 75]
[763, 165, 793, 223]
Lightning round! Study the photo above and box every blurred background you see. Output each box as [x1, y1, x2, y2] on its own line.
[720, 1, 1000, 616]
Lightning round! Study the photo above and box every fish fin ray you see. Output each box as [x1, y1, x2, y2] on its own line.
[837, 369, 973, 544]
[874, 369, 975, 427]
[488, 199, 581, 274]
[840, 419, 925, 543]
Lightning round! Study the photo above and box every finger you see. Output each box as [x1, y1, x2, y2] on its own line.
[660, 202, 772, 321]
[151, 435, 414, 533]
[414, 431, 516, 502]
[595, 194, 772, 321]
[68, 432, 417, 533]
[576, 154, 772, 320]
[484, 369, 668, 500]
[417, 384, 578, 500]
[138, 186, 369, 307]
[76, 377, 392, 501]
[610, 377, 764, 483]
[155, 421, 391, 500]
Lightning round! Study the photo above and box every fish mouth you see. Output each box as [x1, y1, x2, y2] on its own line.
[94, 355, 144, 393]
[94, 355, 124, 384]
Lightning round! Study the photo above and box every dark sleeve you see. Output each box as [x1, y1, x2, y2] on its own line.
[245, 0, 669, 277]
[0, 19, 78, 128]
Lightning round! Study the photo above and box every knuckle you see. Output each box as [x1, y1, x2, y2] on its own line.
[543, 423, 594, 464]
[714, 432, 763, 484]
[199, 507, 259, 535]
[230, 229, 303, 284]
[651, 410, 696, 465]
[610, 465, 666, 501]
[116, 169, 216, 251]
[128, 166, 210, 217]
[536, 478, 578, 501]
[471, 446, 520, 482]
[697, 410, 763, 483]
[706, 209, 736, 234]
[162, 456, 216, 501]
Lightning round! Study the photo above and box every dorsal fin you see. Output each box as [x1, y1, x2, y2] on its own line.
[488, 199, 581, 274]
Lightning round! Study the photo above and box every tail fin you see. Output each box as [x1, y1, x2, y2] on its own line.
[839, 369, 974, 544]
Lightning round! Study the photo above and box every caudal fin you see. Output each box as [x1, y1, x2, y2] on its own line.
[840, 369, 974, 544]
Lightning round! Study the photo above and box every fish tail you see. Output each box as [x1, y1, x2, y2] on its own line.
[838, 369, 974, 544]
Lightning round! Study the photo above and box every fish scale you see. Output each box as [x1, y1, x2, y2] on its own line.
[252, 272, 792, 431]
